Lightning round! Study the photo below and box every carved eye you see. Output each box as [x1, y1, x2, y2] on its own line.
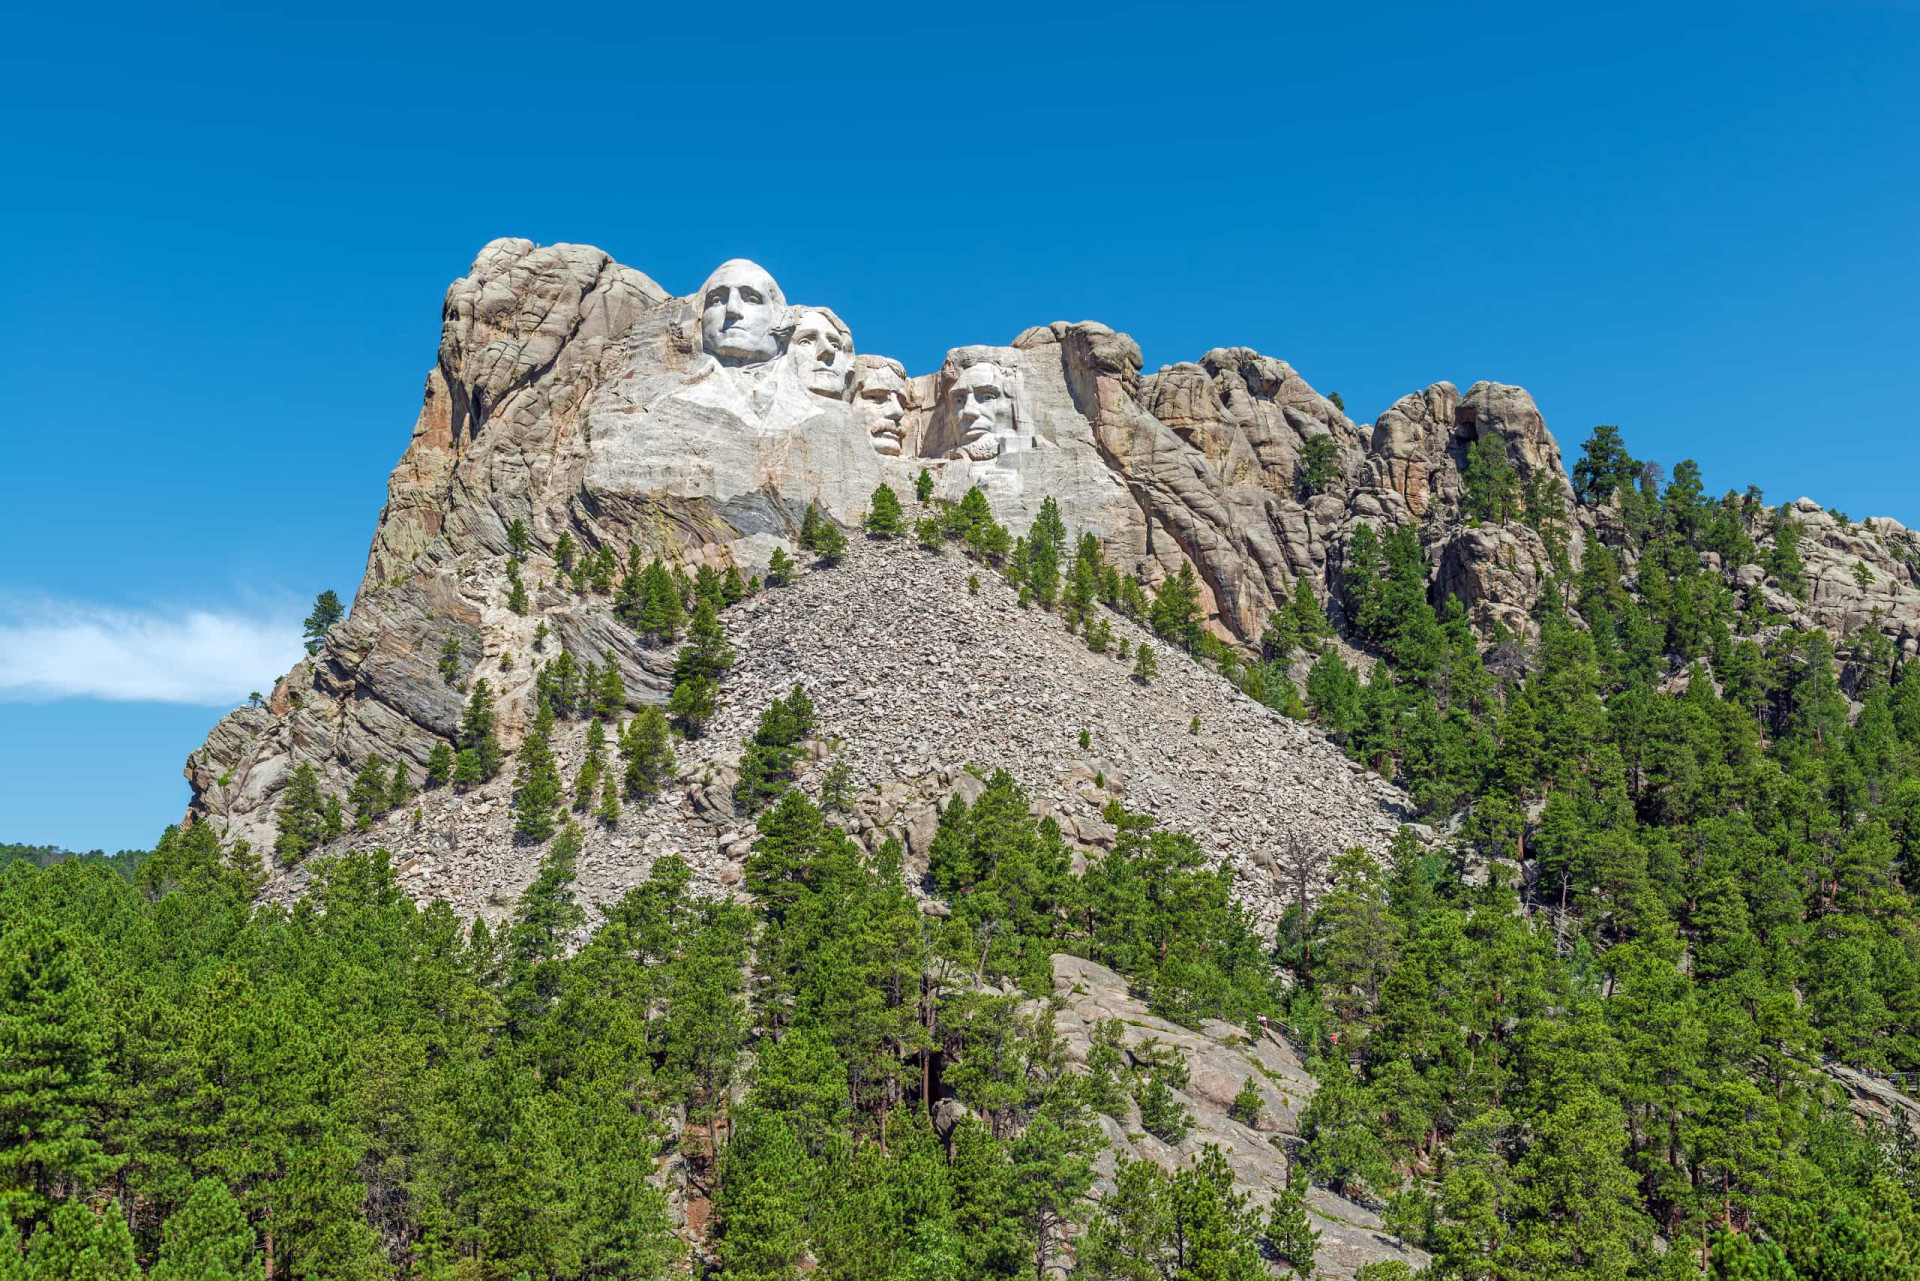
[976, 387, 1000, 400]
[704, 290, 726, 308]
[740, 288, 763, 304]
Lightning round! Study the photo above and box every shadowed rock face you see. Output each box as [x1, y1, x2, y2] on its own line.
[187, 237, 1920, 859]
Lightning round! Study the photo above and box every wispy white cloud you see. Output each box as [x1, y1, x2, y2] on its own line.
[0, 599, 307, 705]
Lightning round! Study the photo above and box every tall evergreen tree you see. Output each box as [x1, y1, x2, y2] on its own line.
[301, 590, 344, 656]
[346, 754, 392, 830]
[1150, 561, 1204, 651]
[0, 921, 115, 1222]
[1572, 424, 1638, 504]
[273, 763, 328, 864]
[866, 484, 905, 537]
[513, 702, 564, 841]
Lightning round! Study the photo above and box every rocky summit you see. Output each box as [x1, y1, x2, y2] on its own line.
[187, 238, 1920, 861]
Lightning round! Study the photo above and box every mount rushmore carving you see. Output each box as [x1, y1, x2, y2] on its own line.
[187, 236, 1920, 853]
[183, 238, 1605, 848]
[676, 255, 1052, 470]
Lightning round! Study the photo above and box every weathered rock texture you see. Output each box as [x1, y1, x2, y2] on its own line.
[255, 537, 1420, 935]
[190, 234, 1920, 870]
[1054, 954, 1429, 1280]
[189, 235, 1920, 869]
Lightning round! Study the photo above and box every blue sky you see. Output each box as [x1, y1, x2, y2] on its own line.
[2, 0, 1915, 852]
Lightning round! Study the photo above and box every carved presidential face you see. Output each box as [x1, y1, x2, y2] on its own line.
[789, 308, 854, 400]
[953, 362, 1013, 458]
[854, 363, 910, 455]
[698, 259, 785, 365]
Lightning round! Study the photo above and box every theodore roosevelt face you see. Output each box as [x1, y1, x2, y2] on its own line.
[697, 259, 785, 365]
[854, 363, 910, 454]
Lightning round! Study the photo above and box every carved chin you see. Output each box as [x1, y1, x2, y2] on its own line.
[708, 332, 776, 363]
[804, 373, 850, 399]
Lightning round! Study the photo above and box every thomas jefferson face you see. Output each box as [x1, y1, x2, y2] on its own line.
[953, 362, 1012, 457]
[854, 363, 909, 455]
[698, 259, 785, 365]
[789, 308, 854, 400]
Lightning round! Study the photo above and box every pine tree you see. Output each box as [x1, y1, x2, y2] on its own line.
[736, 685, 814, 813]
[1306, 652, 1363, 737]
[621, 707, 676, 801]
[553, 529, 577, 572]
[505, 558, 529, 615]
[767, 546, 796, 586]
[595, 651, 626, 719]
[814, 519, 848, 566]
[17, 1198, 139, 1278]
[302, 590, 344, 655]
[1150, 561, 1203, 650]
[916, 468, 935, 503]
[1229, 1076, 1264, 1126]
[866, 484, 904, 537]
[274, 762, 327, 863]
[799, 500, 825, 551]
[387, 758, 414, 809]
[425, 741, 454, 789]
[150, 1177, 265, 1280]
[0, 921, 116, 1221]
[695, 564, 725, 610]
[1132, 644, 1158, 683]
[1463, 435, 1520, 523]
[347, 754, 391, 830]
[1572, 424, 1639, 504]
[573, 718, 607, 811]
[1768, 506, 1807, 598]
[669, 601, 735, 737]
[591, 542, 618, 593]
[1288, 572, 1333, 654]
[597, 770, 622, 826]
[459, 679, 503, 782]
[513, 702, 564, 841]
[506, 516, 530, 559]
[637, 558, 683, 642]
[1297, 434, 1341, 496]
[438, 635, 463, 683]
[322, 793, 344, 842]
[670, 675, 717, 737]
[714, 1107, 810, 1281]
[504, 820, 586, 1027]
[1265, 1165, 1321, 1277]
[1026, 497, 1067, 606]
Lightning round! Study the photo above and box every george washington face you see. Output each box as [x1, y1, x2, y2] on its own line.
[697, 259, 785, 365]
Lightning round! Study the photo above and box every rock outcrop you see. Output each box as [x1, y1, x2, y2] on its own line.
[1054, 954, 1428, 1279]
[255, 537, 1423, 935]
[188, 235, 1920, 879]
